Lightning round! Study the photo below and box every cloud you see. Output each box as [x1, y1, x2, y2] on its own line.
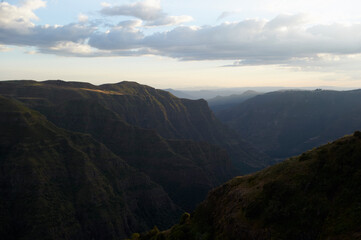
[100, 0, 192, 26]
[0, 22, 94, 47]
[0, 1, 94, 48]
[117, 19, 143, 29]
[89, 26, 144, 50]
[217, 10, 241, 21]
[78, 14, 89, 23]
[0, 0, 46, 33]
[38, 41, 109, 57]
[100, 0, 162, 21]
[1, 0, 361, 72]
[139, 15, 361, 65]
[146, 15, 193, 27]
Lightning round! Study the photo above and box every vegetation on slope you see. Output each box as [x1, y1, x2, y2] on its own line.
[135, 131, 361, 240]
[0, 96, 181, 239]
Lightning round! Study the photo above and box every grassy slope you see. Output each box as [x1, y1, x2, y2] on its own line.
[136, 132, 361, 240]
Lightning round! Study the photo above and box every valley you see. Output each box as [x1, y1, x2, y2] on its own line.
[1, 80, 361, 239]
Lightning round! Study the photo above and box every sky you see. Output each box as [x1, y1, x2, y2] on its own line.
[1, 0, 361, 88]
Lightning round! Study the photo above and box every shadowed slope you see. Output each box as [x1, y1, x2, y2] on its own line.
[0, 80, 236, 210]
[0, 96, 181, 239]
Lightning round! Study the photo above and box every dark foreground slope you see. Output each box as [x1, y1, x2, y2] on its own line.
[0, 96, 181, 239]
[219, 89, 361, 160]
[136, 132, 361, 240]
[0, 80, 270, 173]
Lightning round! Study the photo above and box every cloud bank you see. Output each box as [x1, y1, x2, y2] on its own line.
[1, 0, 361, 70]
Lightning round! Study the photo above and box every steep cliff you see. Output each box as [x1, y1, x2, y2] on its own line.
[0, 96, 181, 239]
[0, 80, 270, 173]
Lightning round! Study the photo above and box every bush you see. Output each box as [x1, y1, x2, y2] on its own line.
[179, 212, 191, 225]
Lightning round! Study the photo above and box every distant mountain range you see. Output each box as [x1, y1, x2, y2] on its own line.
[207, 90, 260, 112]
[217, 89, 361, 160]
[135, 131, 361, 240]
[164, 86, 353, 100]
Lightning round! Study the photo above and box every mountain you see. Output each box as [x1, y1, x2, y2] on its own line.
[0, 80, 241, 211]
[163, 87, 284, 100]
[0, 96, 181, 239]
[165, 86, 354, 100]
[207, 90, 260, 112]
[218, 89, 361, 160]
[135, 131, 361, 240]
[0, 80, 271, 174]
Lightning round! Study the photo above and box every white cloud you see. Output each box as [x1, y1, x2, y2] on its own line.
[0, 0, 46, 33]
[146, 15, 193, 27]
[100, 0, 192, 26]
[217, 10, 241, 21]
[39, 41, 103, 56]
[100, 0, 162, 21]
[0, 1, 94, 47]
[78, 13, 89, 23]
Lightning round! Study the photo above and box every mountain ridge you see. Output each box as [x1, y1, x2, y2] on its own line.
[218, 89, 361, 160]
[0, 80, 271, 174]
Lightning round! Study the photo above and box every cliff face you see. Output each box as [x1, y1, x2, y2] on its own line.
[0, 80, 270, 174]
[136, 132, 361, 240]
[0, 80, 242, 211]
[0, 96, 181, 239]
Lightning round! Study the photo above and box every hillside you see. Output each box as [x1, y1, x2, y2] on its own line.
[0, 80, 271, 174]
[0, 81, 239, 211]
[218, 89, 361, 160]
[135, 131, 361, 240]
[0, 96, 181, 239]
